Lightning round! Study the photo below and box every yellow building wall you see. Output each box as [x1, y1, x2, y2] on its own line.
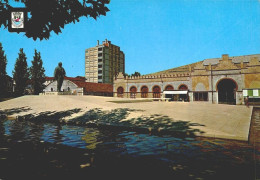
[192, 76, 209, 91]
[244, 74, 260, 88]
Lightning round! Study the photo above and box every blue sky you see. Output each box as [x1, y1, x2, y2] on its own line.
[0, 0, 259, 77]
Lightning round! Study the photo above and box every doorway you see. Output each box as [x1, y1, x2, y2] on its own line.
[217, 79, 237, 104]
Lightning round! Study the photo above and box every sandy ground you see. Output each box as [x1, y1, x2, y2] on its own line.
[0, 95, 253, 141]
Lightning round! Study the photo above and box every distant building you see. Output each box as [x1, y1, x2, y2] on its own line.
[114, 54, 260, 105]
[5, 75, 13, 95]
[43, 76, 113, 96]
[85, 39, 125, 84]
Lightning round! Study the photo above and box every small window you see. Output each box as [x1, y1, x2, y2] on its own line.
[98, 76, 102, 79]
[98, 48, 102, 51]
[98, 65, 102, 68]
[98, 70, 102, 74]
[98, 59, 102, 62]
[98, 53, 102, 57]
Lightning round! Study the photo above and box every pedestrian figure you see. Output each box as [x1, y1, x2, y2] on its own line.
[244, 96, 249, 108]
[54, 62, 66, 92]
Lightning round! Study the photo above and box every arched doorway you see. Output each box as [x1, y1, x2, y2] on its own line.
[130, 86, 137, 98]
[153, 86, 161, 98]
[117, 86, 124, 98]
[141, 86, 148, 98]
[178, 84, 188, 101]
[217, 79, 237, 104]
[165, 85, 174, 91]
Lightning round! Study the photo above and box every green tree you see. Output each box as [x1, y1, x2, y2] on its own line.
[0, 0, 110, 40]
[0, 42, 7, 97]
[13, 48, 29, 96]
[29, 50, 46, 95]
[131, 71, 141, 77]
[124, 72, 129, 77]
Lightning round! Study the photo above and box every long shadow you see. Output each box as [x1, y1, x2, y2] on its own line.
[22, 108, 82, 124]
[8, 108, 205, 138]
[0, 106, 32, 119]
[66, 108, 205, 138]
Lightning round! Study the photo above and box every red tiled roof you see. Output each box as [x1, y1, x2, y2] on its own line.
[45, 77, 54, 80]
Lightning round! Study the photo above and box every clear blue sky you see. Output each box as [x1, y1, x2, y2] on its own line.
[0, 0, 259, 77]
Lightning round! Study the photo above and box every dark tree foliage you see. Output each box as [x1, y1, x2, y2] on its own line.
[0, 0, 110, 40]
[123, 72, 129, 77]
[29, 49, 45, 95]
[131, 71, 141, 77]
[0, 42, 8, 97]
[13, 48, 29, 96]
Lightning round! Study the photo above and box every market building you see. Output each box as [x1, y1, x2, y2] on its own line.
[113, 54, 260, 105]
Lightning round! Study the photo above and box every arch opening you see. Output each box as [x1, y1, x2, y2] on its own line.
[164, 85, 174, 101]
[165, 85, 174, 91]
[153, 86, 161, 98]
[130, 86, 137, 98]
[141, 86, 148, 98]
[217, 79, 237, 105]
[178, 84, 189, 101]
[178, 84, 188, 90]
[117, 87, 124, 98]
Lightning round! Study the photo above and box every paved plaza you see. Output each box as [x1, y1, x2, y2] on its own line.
[0, 95, 253, 141]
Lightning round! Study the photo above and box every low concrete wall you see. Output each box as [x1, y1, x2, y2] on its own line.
[40, 90, 83, 96]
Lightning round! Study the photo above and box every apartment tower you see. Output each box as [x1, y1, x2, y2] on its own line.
[85, 39, 125, 84]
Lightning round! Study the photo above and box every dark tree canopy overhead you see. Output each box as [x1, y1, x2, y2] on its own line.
[0, 0, 110, 40]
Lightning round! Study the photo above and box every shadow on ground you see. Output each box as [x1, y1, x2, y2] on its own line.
[0, 107, 32, 118]
[2, 108, 205, 138]
[66, 108, 205, 137]
[0, 107, 205, 137]
[21, 108, 82, 124]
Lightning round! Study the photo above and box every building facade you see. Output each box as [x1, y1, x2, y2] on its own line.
[6, 75, 13, 95]
[113, 54, 260, 105]
[85, 39, 125, 84]
[43, 76, 113, 96]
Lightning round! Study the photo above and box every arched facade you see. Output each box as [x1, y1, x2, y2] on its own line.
[141, 85, 148, 98]
[117, 86, 124, 98]
[152, 85, 161, 98]
[165, 85, 174, 91]
[216, 78, 238, 104]
[130, 86, 137, 98]
[113, 54, 260, 105]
